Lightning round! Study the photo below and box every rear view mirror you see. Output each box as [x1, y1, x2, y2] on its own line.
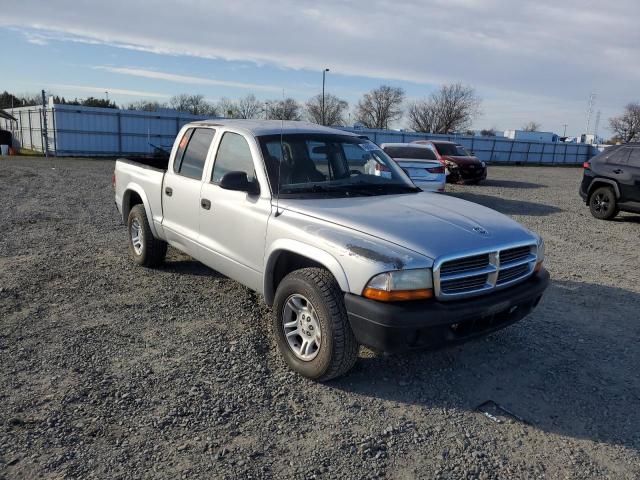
[220, 171, 259, 195]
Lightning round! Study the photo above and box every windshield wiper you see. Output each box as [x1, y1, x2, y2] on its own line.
[334, 183, 421, 195]
[279, 184, 344, 195]
[280, 183, 377, 196]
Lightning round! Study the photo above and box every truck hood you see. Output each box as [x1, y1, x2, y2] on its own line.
[279, 192, 536, 261]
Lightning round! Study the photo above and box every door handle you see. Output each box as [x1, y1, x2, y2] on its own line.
[612, 169, 623, 174]
[165, 186, 173, 196]
[201, 198, 211, 210]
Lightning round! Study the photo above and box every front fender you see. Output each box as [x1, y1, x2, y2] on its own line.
[263, 239, 350, 306]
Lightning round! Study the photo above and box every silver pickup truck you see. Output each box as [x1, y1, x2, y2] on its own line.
[114, 120, 549, 381]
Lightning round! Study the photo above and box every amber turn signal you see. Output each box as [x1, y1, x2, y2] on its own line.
[534, 261, 543, 273]
[363, 288, 434, 302]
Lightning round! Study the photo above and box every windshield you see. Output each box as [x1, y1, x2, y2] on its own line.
[258, 133, 418, 198]
[383, 146, 437, 160]
[434, 143, 470, 156]
[455, 145, 470, 156]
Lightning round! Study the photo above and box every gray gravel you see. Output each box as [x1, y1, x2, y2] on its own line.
[1, 157, 639, 479]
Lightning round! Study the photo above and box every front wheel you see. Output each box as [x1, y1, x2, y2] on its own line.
[272, 268, 359, 381]
[589, 186, 619, 220]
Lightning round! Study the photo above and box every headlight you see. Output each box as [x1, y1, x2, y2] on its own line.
[363, 268, 433, 301]
[481, 161, 486, 167]
[535, 236, 545, 271]
[445, 160, 458, 170]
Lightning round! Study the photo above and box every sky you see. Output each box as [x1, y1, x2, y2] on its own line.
[1, 0, 639, 137]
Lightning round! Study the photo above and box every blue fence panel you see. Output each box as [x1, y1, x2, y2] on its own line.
[340, 127, 599, 165]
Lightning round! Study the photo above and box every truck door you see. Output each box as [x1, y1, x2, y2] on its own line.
[198, 131, 271, 292]
[623, 147, 640, 202]
[162, 127, 216, 257]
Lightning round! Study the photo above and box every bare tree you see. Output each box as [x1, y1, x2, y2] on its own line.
[355, 85, 405, 129]
[217, 97, 236, 118]
[408, 83, 481, 134]
[235, 94, 263, 119]
[125, 100, 165, 111]
[521, 121, 541, 132]
[480, 128, 497, 137]
[169, 94, 217, 116]
[305, 94, 348, 126]
[266, 98, 302, 121]
[609, 103, 640, 143]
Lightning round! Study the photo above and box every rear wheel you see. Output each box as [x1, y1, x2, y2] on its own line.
[272, 268, 359, 381]
[127, 204, 167, 267]
[589, 186, 619, 220]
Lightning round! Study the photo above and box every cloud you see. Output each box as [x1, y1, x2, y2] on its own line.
[93, 66, 284, 92]
[47, 84, 171, 99]
[3, 0, 639, 133]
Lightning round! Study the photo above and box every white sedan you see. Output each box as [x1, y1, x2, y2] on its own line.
[381, 143, 446, 192]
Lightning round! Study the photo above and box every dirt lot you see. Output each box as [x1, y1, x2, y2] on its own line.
[1, 157, 639, 479]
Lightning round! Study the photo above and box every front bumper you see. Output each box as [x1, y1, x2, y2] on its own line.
[345, 269, 549, 353]
[459, 166, 487, 183]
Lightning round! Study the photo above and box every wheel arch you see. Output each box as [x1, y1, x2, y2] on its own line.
[263, 240, 350, 307]
[122, 184, 159, 238]
[587, 178, 620, 201]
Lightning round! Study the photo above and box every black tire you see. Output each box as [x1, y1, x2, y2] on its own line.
[589, 186, 619, 220]
[127, 204, 167, 267]
[272, 268, 359, 381]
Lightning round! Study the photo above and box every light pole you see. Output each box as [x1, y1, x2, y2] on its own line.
[562, 123, 568, 137]
[322, 68, 330, 125]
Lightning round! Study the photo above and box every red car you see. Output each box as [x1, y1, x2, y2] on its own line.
[412, 140, 487, 184]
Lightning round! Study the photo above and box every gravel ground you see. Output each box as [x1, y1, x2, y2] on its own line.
[1, 157, 639, 480]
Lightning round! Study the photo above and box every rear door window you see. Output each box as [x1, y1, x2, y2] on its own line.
[628, 147, 640, 168]
[604, 146, 631, 166]
[174, 128, 215, 180]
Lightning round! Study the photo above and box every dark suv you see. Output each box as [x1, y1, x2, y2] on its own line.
[580, 143, 640, 219]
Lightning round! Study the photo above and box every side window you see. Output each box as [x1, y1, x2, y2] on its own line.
[173, 128, 194, 173]
[174, 128, 215, 179]
[605, 147, 631, 166]
[212, 132, 256, 183]
[628, 148, 640, 168]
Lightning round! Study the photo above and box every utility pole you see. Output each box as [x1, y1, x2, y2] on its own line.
[594, 110, 601, 138]
[321, 68, 329, 125]
[585, 92, 596, 135]
[41, 89, 50, 158]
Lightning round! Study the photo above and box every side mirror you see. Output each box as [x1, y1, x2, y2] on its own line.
[219, 171, 259, 195]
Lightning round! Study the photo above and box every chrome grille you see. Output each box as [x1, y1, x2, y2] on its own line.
[434, 242, 537, 300]
[497, 263, 530, 285]
[500, 246, 531, 264]
[441, 273, 488, 293]
[440, 254, 489, 276]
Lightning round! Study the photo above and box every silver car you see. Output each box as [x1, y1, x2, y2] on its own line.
[381, 143, 446, 192]
[114, 120, 549, 381]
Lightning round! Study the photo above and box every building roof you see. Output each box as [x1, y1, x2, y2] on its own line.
[187, 119, 356, 137]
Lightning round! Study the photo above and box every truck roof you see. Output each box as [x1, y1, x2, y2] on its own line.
[186, 119, 357, 137]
